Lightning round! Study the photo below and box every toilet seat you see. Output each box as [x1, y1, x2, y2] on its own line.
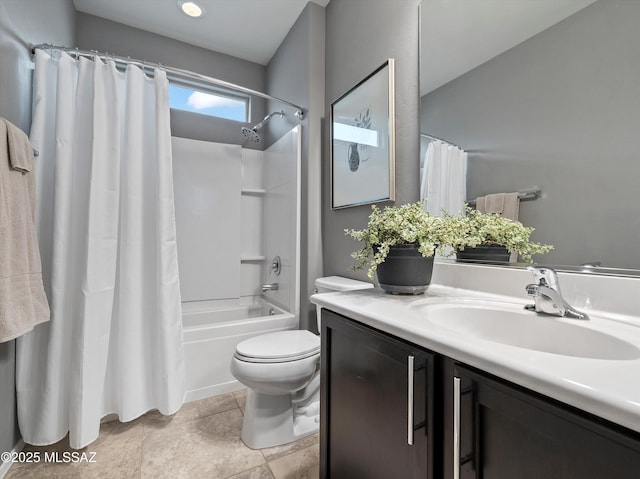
[235, 330, 320, 363]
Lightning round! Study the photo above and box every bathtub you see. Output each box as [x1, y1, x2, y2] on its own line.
[182, 299, 297, 402]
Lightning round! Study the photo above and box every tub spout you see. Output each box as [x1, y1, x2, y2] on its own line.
[261, 283, 279, 292]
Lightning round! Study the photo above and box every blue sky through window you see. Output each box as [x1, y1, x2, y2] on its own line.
[169, 84, 247, 122]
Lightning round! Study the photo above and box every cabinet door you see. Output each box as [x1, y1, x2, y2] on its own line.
[320, 309, 435, 479]
[452, 364, 640, 479]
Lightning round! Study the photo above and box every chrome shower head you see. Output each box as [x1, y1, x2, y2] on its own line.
[241, 126, 261, 143]
[241, 110, 285, 143]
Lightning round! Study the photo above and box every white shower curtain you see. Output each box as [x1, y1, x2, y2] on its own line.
[420, 139, 467, 216]
[16, 50, 185, 448]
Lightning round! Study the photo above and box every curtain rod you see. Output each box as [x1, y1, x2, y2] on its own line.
[420, 132, 461, 149]
[30, 43, 305, 120]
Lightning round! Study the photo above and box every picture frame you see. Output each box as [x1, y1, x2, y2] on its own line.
[330, 58, 395, 209]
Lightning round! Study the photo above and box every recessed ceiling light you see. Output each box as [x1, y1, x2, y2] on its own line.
[178, 1, 205, 18]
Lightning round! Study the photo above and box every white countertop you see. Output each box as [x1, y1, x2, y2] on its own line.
[311, 283, 640, 434]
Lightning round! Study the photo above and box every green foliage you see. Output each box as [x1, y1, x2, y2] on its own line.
[443, 206, 553, 262]
[345, 201, 451, 279]
[345, 201, 553, 279]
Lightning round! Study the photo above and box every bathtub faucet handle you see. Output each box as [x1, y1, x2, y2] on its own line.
[271, 256, 281, 276]
[262, 283, 279, 293]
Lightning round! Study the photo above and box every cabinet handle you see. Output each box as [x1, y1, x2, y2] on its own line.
[407, 355, 415, 446]
[453, 376, 461, 479]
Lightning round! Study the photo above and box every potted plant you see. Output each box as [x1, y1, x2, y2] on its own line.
[447, 207, 553, 263]
[346, 202, 553, 295]
[345, 201, 454, 294]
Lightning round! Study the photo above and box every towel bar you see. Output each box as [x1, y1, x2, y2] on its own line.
[467, 188, 541, 207]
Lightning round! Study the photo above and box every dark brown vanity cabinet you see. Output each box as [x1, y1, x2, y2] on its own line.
[320, 308, 640, 479]
[320, 309, 438, 479]
[450, 364, 640, 479]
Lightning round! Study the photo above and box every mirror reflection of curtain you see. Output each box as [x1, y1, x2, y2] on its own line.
[16, 49, 185, 449]
[420, 139, 467, 216]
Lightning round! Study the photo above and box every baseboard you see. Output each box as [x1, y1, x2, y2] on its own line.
[185, 380, 245, 403]
[0, 439, 24, 479]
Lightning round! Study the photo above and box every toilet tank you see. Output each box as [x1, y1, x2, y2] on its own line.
[313, 276, 373, 330]
[314, 276, 373, 294]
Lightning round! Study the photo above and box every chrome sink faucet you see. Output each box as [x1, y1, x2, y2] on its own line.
[524, 266, 589, 320]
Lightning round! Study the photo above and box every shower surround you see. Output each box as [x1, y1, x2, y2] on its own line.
[171, 127, 302, 401]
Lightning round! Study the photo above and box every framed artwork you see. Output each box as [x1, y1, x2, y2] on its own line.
[331, 59, 395, 209]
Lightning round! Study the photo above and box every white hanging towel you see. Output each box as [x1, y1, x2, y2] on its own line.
[475, 192, 520, 221]
[0, 118, 50, 342]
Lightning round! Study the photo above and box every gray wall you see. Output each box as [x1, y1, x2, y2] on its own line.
[265, 3, 325, 332]
[76, 12, 267, 148]
[0, 0, 76, 453]
[323, 0, 421, 282]
[421, 0, 640, 269]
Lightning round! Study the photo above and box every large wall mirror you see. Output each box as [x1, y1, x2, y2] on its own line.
[419, 0, 640, 273]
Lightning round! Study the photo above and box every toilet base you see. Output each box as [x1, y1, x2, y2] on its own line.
[240, 388, 319, 449]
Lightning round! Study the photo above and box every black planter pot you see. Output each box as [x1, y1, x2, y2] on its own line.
[376, 244, 434, 295]
[456, 244, 510, 263]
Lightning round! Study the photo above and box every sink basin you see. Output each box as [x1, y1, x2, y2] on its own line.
[414, 302, 640, 360]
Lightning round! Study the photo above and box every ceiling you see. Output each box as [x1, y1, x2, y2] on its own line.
[420, 0, 597, 94]
[72, 0, 331, 65]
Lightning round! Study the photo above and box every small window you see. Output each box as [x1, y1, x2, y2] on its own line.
[168, 83, 248, 122]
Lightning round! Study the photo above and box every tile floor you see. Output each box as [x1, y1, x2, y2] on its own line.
[5, 389, 319, 479]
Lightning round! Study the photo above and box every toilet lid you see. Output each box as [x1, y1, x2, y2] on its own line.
[235, 330, 320, 362]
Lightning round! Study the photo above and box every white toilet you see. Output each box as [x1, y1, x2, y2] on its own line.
[230, 276, 373, 449]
